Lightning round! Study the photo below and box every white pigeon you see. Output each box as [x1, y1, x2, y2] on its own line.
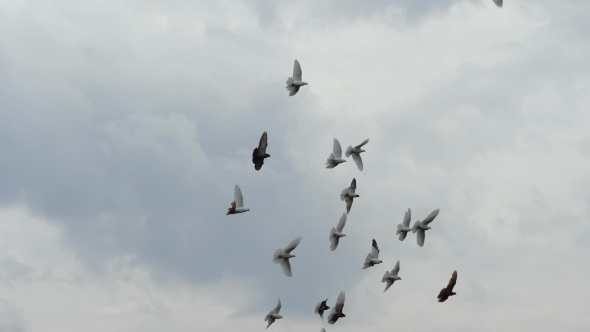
[329, 213, 347, 251]
[264, 298, 283, 330]
[396, 208, 412, 241]
[345, 138, 369, 172]
[327, 292, 346, 325]
[493, 0, 503, 8]
[326, 138, 346, 169]
[362, 239, 382, 269]
[340, 178, 359, 214]
[411, 208, 441, 247]
[272, 237, 302, 277]
[285, 59, 308, 96]
[226, 185, 250, 215]
[382, 260, 402, 293]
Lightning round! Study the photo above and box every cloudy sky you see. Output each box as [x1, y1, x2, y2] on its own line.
[1, 0, 590, 331]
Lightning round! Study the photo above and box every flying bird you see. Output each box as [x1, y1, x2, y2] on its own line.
[272, 237, 302, 277]
[340, 178, 359, 214]
[411, 208, 441, 247]
[396, 208, 412, 241]
[437, 270, 458, 302]
[326, 138, 346, 169]
[327, 291, 346, 325]
[493, 0, 503, 8]
[382, 260, 402, 293]
[264, 298, 283, 329]
[362, 239, 383, 269]
[314, 295, 331, 321]
[252, 132, 270, 171]
[329, 213, 347, 251]
[345, 138, 369, 171]
[226, 185, 250, 215]
[320, 329, 326, 332]
[285, 59, 308, 96]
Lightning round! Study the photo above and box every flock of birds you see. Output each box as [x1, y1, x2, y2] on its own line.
[226, 1, 505, 330]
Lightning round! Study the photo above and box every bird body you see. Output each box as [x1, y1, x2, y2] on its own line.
[226, 185, 250, 215]
[411, 208, 441, 247]
[265, 298, 283, 329]
[382, 260, 402, 293]
[345, 138, 369, 171]
[329, 213, 347, 251]
[437, 271, 458, 302]
[272, 237, 302, 277]
[327, 292, 346, 325]
[252, 132, 270, 171]
[363, 239, 382, 269]
[396, 208, 412, 241]
[326, 138, 346, 169]
[286, 59, 308, 96]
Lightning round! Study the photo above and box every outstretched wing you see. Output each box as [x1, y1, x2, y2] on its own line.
[284, 236, 302, 253]
[288, 85, 300, 96]
[371, 240, 380, 259]
[314, 301, 322, 314]
[273, 298, 282, 314]
[333, 138, 343, 158]
[349, 178, 357, 193]
[493, 0, 502, 8]
[334, 292, 345, 313]
[280, 259, 293, 277]
[446, 270, 458, 292]
[417, 229, 425, 247]
[392, 260, 400, 276]
[422, 208, 440, 225]
[354, 138, 370, 149]
[351, 153, 363, 172]
[234, 185, 244, 207]
[403, 208, 411, 227]
[258, 132, 268, 154]
[345, 197, 353, 214]
[293, 59, 303, 81]
[383, 280, 394, 293]
[330, 237, 340, 251]
[336, 213, 347, 232]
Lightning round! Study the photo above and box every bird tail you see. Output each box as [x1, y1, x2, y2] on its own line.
[340, 188, 348, 201]
[285, 77, 294, 88]
[345, 146, 353, 157]
[329, 227, 336, 241]
[396, 223, 402, 234]
[325, 153, 336, 168]
[381, 270, 390, 283]
[411, 221, 420, 233]
[273, 249, 282, 264]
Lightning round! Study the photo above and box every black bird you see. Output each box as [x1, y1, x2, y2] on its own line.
[327, 291, 346, 325]
[252, 132, 270, 171]
[314, 295, 331, 321]
[437, 270, 458, 302]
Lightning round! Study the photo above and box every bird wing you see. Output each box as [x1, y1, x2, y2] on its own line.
[345, 197, 353, 214]
[321, 328, 326, 332]
[330, 237, 340, 251]
[398, 231, 407, 241]
[254, 158, 264, 171]
[354, 138, 370, 149]
[234, 185, 244, 207]
[273, 298, 282, 314]
[446, 270, 457, 292]
[283, 236, 302, 253]
[327, 308, 336, 324]
[392, 260, 400, 276]
[437, 288, 447, 300]
[371, 239, 380, 257]
[493, 0, 502, 8]
[265, 317, 274, 329]
[417, 229, 425, 247]
[288, 85, 300, 96]
[349, 178, 357, 193]
[383, 280, 394, 293]
[336, 213, 347, 232]
[363, 253, 373, 268]
[293, 59, 303, 81]
[403, 208, 411, 227]
[351, 153, 364, 172]
[314, 301, 322, 314]
[334, 292, 345, 312]
[422, 208, 440, 225]
[280, 259, 293, 277]
[333, 138, 343, 158]
[258, 132, 268, 154]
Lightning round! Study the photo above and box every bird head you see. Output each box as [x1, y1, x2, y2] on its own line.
[246, 208, 251, 212]
[398, 277, 402, 280]
[359, 149, 366, 153]
[355, 194, 360, 197]
[302, 82, 308, 85]
[276, 315, 283, 319]
[342, 234, 347, 237]
[341, 313, 346, 317]
[265, 153, 271, 158]
[451, 291, 456, 296]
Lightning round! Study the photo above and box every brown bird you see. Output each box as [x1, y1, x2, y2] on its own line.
[437, 270, 458, 302]
[314, 295, 331, 321]
[226, 185, 250, 215]
[252, 132, 270, 171]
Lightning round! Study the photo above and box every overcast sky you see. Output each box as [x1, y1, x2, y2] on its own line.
[1, 0, 590, 331]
